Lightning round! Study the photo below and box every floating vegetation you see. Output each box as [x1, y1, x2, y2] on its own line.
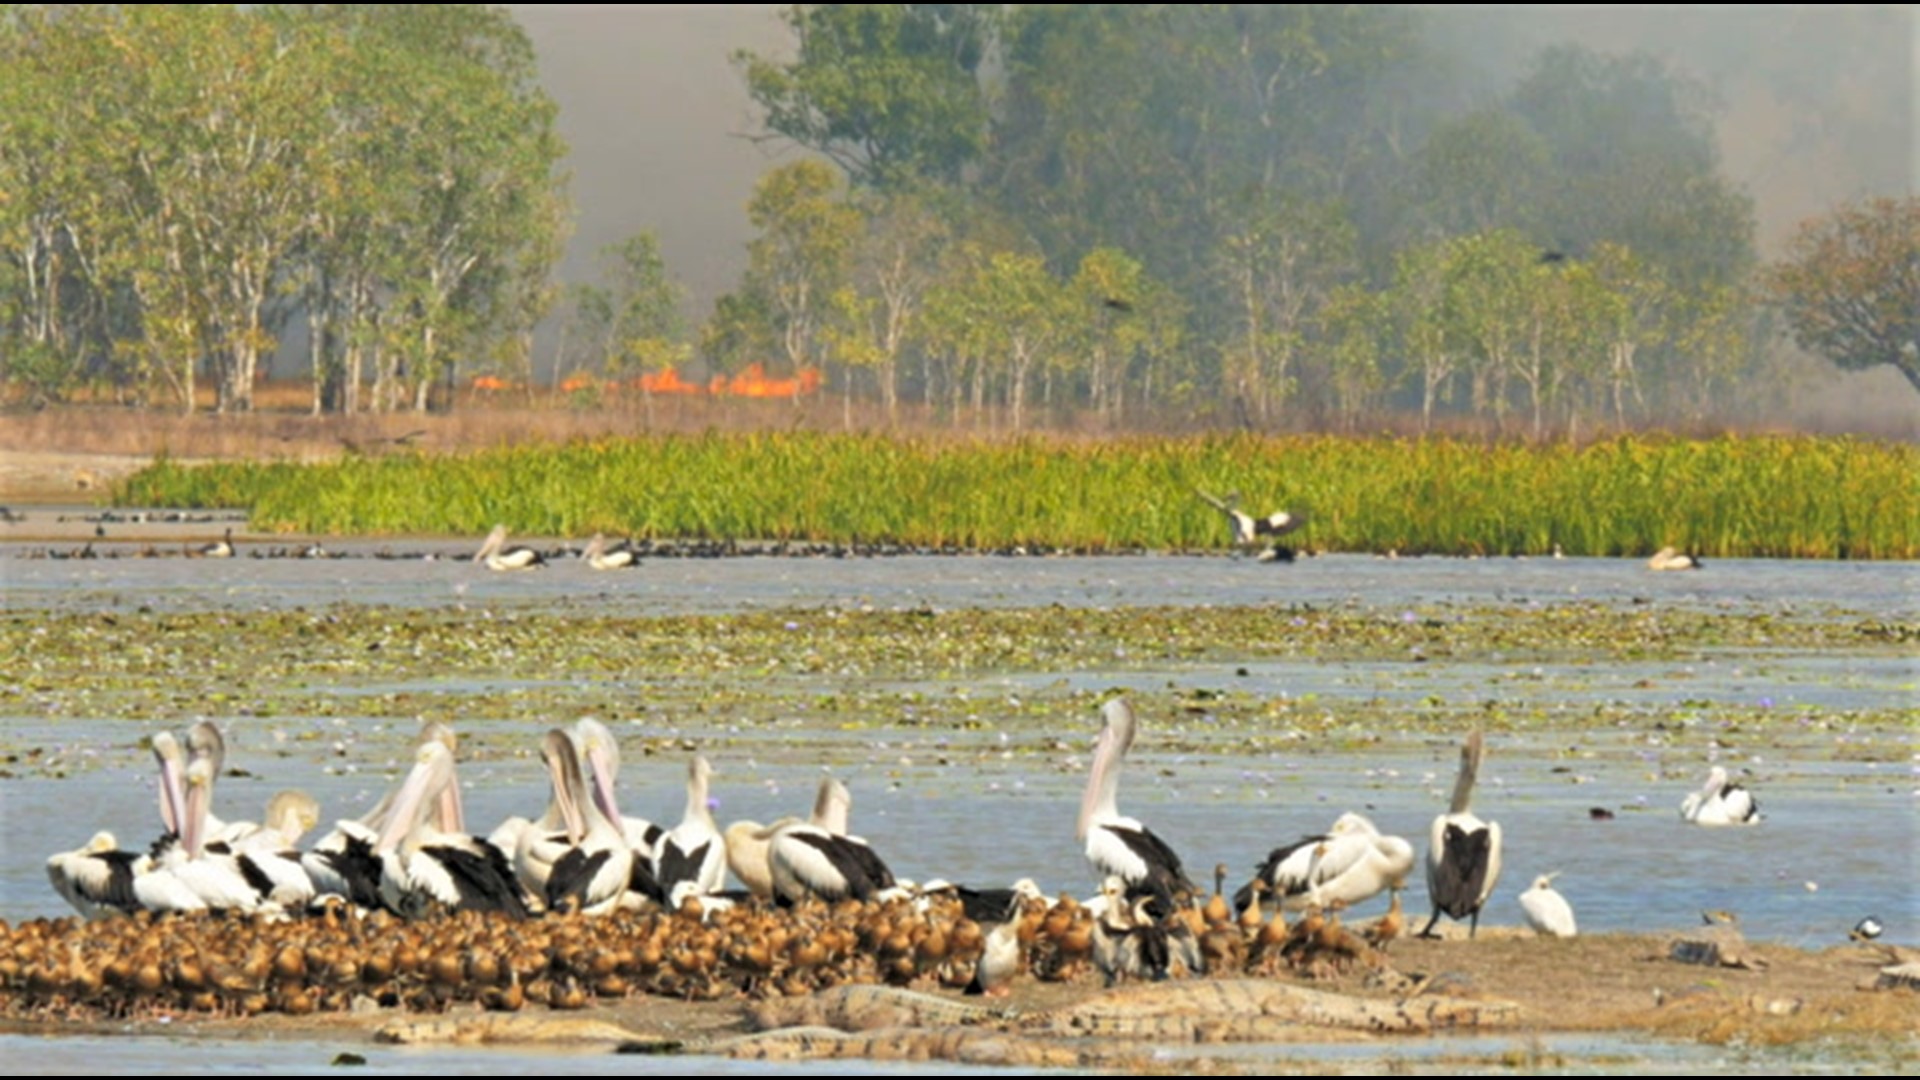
[113, 433, 1920, 558]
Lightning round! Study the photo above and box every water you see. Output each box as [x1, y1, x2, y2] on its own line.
[3, 544, 1915, 1072]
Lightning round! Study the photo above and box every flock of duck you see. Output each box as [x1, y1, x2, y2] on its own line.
[12, 696, 1768, 1020]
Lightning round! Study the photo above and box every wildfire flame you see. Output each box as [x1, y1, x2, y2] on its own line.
[476, 364, 823, 399]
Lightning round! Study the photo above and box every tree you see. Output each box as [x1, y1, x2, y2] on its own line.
[740, 161, 863, 381]
[736, 5, 997, 190]
[1763, 196, 1920, 397]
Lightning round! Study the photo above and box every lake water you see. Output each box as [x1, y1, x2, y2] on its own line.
[3, 542, 1915, 1073]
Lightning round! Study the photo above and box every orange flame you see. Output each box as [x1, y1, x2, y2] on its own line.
[471, 375, 512, 392]
[635, 367, 705, 395]
[711, 363, 823, 399]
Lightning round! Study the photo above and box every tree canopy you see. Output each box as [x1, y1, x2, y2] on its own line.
[1764, 196, 1920, 396]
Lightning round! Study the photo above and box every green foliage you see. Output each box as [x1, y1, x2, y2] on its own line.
[115, 433, 1918, 560]
[735, 4, 997, 189]
[1763, 196, 1920, 396]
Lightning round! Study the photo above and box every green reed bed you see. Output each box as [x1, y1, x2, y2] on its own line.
[114, 433, 1919, 558]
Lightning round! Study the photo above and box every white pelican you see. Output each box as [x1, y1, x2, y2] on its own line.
[723, 818, 788, 901]
[377, 739, 531, 918]
[133, 756, 268, 913]
[47, 832, 144, 919]
[1518, 873, 1577, 938]
[307, 721, 460, 910]
[1238, 811, 1415, 914]
[514, 728, 632, 914]
[1647, 546, 1703, 571]
[474, 524, 545, 570]
[581, 533, 638, 570]
[653, 755, 728, 902]
[1420, 730, 1503, 938]
[767, 778, 896, 905]
[570, 717, 661, 853]
[1079, 698, 1195, 912]
[1195, 488, 1304, 549]
[1679, 765, 1760, 826]
[218, 789, 322, 911]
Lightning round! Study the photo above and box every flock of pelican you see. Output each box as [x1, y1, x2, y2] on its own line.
[31, 699, 1763, 1016]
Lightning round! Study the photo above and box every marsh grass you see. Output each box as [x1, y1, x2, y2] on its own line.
[114, 432, 1918, 558]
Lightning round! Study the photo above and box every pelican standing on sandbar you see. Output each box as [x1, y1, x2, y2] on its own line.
[1679, 765, 1760, 826]
[1420, 729, 1502, 938]
[1079, 698, 1195, 912]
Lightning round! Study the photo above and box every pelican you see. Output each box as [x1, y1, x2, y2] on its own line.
[307, 721, 460, 910]
[1237, 811, 1415, 914]
[1195, 488, 1304, 549]
[653, 756, 728, 902]
[1647, 546, 1703, 571]
[47, 832, 143, 919]
[581, 533, 638, 570]
[1518, 873, 1576, 938]
[514, 728, 632, 914]
[966, 919, 1022, 997]
[1679, 765, 1760, 826]
[723, 819, 787, 900]
[1420, 730, 1503, 938]
[767, 778, 896, 905]
[474, 524, 545, 570]
[1079, 698, 1195, 912]
[195, 527, 234, 558]
[570, 717, 661, 853]
[377, 739, 530, 918]
[133, 756, 269, 913]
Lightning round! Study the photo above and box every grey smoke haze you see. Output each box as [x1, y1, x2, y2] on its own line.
[510, 5, 1915, 428]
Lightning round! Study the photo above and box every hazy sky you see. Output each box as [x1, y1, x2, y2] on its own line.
[511, 5, 1915, 312]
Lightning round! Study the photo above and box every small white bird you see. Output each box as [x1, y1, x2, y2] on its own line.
[1518, 873, 1577, 938]
[1679, 765, 1760, 826]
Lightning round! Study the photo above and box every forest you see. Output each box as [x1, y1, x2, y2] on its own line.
[0, 5, 1913, 436]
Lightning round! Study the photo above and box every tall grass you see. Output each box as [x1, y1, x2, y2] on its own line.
[114, 433, 1920, 558]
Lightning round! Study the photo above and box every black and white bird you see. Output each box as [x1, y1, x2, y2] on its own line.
[766, 778, 897, 905]
[376, 739, 530, 918]
[195, 527, 235, 558]
[47, 832, 144, 919]
[652, 755, 728, 906]
[1679, 765, 1760, 826]
[513, 728, 632, 914]
[1195, 488, 1304, 551]
[1647, 546, 1703, 571]
[1079, 698, 1195, 914]
[474, 524, 545, 571]
[581, 533, 639, 570]
[1236, 811, 1414, 915]
[1420, 729, 1503, 938]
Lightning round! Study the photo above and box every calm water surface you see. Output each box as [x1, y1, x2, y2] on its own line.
[3, 546, 1914, 1073]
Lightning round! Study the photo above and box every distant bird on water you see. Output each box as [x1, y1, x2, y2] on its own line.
[474, 524, 545, 571]
[1679, 765, 1759, 826]
[1647, 546, 1702, 571]
[195, 527, 234, 559]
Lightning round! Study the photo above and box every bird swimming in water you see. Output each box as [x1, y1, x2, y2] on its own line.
[1679, 765, 1760, 826]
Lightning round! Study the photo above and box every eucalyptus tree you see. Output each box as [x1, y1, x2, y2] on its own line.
[735, 4, 998, 190]
[569, 231, 687, 421]
[836, 188, 955, 424]
[738, 161, 863, 389]
[1214, 196, 1360, 426]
